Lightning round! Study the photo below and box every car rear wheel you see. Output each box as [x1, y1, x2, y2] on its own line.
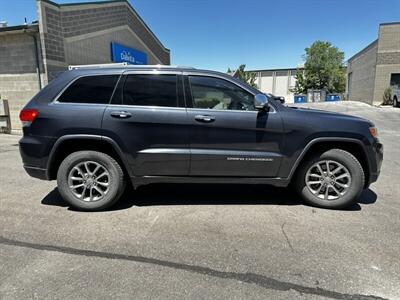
[57, 151, 125, 211]
[295, 149, 365, 209]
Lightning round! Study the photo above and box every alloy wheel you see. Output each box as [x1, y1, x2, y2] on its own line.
[67, 161, 110, 202]
[305, 160, 352, 201]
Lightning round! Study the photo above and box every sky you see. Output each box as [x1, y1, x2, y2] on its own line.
[1, 0, 399, 71]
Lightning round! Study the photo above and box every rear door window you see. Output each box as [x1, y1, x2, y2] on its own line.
[58, 75, 119, 104]
[123, 74, 178, 107]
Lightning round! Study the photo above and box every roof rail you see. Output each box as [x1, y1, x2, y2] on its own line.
[68, 63, 196, 70]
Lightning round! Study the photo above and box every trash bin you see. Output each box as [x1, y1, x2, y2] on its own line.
[326, 94, 341, 101]
[294, 95, 307, 103]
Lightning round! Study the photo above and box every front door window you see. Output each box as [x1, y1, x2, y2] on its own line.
[189, 76, 255, 111]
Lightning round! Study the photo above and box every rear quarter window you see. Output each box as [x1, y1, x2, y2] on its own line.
[57, 75, 119, 104]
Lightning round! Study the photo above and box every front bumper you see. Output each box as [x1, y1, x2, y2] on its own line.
[23, 165, 49, 180]
[368, 141, 383, 185]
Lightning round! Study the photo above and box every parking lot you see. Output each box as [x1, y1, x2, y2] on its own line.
[0, 102, 399, 299]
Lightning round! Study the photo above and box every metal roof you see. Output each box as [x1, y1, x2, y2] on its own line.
[0, 24, 38, 34]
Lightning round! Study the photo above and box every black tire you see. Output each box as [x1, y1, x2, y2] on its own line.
[295, 149, 365, 209]
[393, 96, 398, 108]
[57, 151, 125, 211]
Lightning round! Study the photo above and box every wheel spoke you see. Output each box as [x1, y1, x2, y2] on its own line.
[70, 183, 84, 189]
[74, 166, 85, 177]
[326, 161, 330, 173]
[70, 176, 83, 181]
[84, 162, 91, 175]
[308, 181, 322, 184]
[94, 186, 104, 196]
[81, 186, 87, 199]
[96, 181, 109, 187]
[97, 172, 108, 180]
[331, 166, 343, 175]
[335, 181, 348, 188]
[309, 173, 322, 178]
[92, 165, 101, 176]
[316, 184, 324, 194]
[316, 164, 324, 175]
[330, 184, 341, 196]
[336, 173, 350, 180]
[89, 187, 94, 201]
[324, 186, 330, 199]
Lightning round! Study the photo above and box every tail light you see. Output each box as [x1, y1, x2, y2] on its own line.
[19, 109, 39, 127]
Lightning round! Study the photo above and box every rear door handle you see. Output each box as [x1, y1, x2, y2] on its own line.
[195, 115, 215, 123]
[110, 111, 132, 119]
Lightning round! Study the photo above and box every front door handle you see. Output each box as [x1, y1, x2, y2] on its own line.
[110, 111, 132, 119]
[195, 115, 215, 123]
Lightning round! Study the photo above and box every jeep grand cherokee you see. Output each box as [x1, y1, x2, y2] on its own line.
[19, 65, 383, 211]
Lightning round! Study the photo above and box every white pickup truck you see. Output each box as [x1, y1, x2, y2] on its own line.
[392, 88, 400, 107]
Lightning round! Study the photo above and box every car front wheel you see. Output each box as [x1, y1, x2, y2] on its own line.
[57, 151, 125, 211]
[295, 149, 365, 209]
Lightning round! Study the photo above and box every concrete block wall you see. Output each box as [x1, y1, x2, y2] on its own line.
[0, 32, 43, 130]
[373, 23, 400, 104]
[64, 26, 162, 66]
[0, 33, 41, 74]
[374, 65, 400, 104]
[346, 41, 378, 104]
[38, 0, 170, 82]
[0, 74, 40, 130]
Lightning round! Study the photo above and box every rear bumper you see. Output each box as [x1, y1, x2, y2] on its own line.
[23, 165, 49, 180]
[19, 135, 56, 180]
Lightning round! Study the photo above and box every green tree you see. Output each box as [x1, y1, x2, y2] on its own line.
[227, 64, 258, 88]
[292, 41, 346, 94]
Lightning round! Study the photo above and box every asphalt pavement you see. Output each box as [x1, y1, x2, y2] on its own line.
[0, 101, 399, 299]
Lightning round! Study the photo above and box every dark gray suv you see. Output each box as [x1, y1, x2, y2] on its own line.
[19, 65, 383, 211]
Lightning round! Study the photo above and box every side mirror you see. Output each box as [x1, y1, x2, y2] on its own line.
[254, 93, 269, 110]
[274, 96, 285, 104]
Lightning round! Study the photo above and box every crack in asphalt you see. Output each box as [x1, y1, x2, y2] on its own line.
[281, 222, 295, 253]
[0, 236, 386, 300]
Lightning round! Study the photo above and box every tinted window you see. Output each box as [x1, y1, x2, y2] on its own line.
[189, 76, 254, 111]
[58, 75, 119, 104]
[123, 74, 178, 107]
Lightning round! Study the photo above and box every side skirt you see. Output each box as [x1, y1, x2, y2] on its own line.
[130, 176, 290, 189]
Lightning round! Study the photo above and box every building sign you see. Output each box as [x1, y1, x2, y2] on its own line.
[111, 42, 147, 65]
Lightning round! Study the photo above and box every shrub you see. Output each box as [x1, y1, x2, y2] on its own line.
[382, 87, 392, 105]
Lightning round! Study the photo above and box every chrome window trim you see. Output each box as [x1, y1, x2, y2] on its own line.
[185, 106, 275, 114]
[102, 104, 187, 111]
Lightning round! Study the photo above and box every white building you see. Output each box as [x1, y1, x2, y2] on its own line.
[249, 68, 303, 104]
